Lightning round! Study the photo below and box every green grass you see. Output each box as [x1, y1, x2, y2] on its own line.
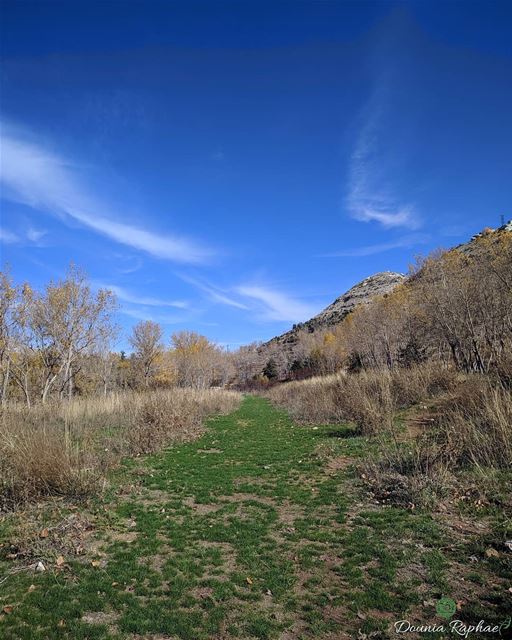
[1, 396, 510, 639]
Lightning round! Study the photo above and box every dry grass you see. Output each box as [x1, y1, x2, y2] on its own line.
[431, 380, 512, 469]
[362, 377, 512, 508]
[0, 388, 241, 509]
[268, 363, 458, 434]
[269, 364, 511, 508]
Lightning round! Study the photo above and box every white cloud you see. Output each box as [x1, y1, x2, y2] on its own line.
[236, 284, 317, 323]
[0, 126, 214, 264]
[97, 283, 188, 309]
[26, 227, 47, 244]
[179, 274, 249, 310]
[321, 233, 430, 257]
[120, 306, 188, 325]
[347, 87, 421, 230]
[0, 225, 47, 246]
[0, 228, 20, 244]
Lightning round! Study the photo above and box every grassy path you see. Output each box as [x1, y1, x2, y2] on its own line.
[1, 396, 510, 639]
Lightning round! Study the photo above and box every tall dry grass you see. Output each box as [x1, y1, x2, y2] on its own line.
[269, 364, 511, 507]
[0, 388, 241, 508]
[268, 363, 458, 434]
[364, 381, 512, 508]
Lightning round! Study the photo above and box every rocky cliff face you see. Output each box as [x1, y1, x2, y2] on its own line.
[261, 220, 511, 354]
[263, 271, 405, 350]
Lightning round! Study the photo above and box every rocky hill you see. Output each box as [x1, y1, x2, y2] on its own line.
[261, 220, 511, 354]
[263, 271, 405, 351]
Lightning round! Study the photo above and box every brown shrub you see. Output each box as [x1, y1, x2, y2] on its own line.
[432, 379, 512, 469]
[0, 419, 100, 507]
[268, 363, 458, 435]
[0, 388, 241, 508]
[361, 376, 511, 508]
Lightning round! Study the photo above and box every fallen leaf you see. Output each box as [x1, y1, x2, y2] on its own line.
[58, 619, 66, 627]
[504, 541, 512, 552]
[39, 528, 49, 539]
[91, 560, 101, 567]
[6, 553, 18, 560]
[266, 589, 272, 596]
[2, 606, 14, 615]
[111, 581, 119, 587]
[246, 576, 253, 585]
[28, 585, 36, 593]
[56, 556, 65, 566]
[485, 547, 499, 558]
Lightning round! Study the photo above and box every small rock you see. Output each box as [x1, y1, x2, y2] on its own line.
[504, 541, 512, 552]
[35, 562, 46, 572]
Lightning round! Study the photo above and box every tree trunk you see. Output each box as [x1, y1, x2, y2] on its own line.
[1, 359, 10, 407]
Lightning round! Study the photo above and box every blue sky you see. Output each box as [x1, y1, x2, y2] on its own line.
[1, 1, 511, 350]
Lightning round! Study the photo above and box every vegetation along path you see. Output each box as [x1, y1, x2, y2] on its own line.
[1, 396, 510, 639]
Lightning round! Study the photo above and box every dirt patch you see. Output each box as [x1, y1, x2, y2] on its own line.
[183, 496, 222, 515]
[82, 611, 119, 625]
[276, 499, 303, 526]
[197, 448, 222, 454]
[396, 561, 428, 583]
[110, 531, 137, 543]
[220, 492, 275, 506]
[279, 621, 309, 640]
[137, 548, 172, 572]
[192, 585, 214, 599]
[325, 456, 352, 474]
[137, 489, 171, 505]
[322, 605, 347, 624]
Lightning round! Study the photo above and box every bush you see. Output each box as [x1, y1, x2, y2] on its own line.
[361, 377, 512, 508]
[268, 363, 458, 435]
[0, 388, 241, 509]
[432, 380, 512, 469]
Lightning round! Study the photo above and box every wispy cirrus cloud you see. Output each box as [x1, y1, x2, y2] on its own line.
[95, 283, 188, 309]
[26, 227, 48, 243]
[347, 85, 421, 230]
[119, 306, 190, 325]
[0, 224, 48, 246]
[0, 124, 214, 264]
[320, 233, 430, 257]
[235, 284, 318, 323]
[179, 274, 249, 310]
[0, 228, 20, 244]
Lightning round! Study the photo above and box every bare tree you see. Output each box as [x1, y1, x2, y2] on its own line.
[30, 265, 117, 402]
[0, 270, 16, 406]
[171, 331, 228, 388]
[129, 320, 164, 388]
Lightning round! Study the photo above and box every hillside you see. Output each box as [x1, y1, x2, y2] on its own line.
[262, 271, 405, 352]
[262, 221, 512, 354]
